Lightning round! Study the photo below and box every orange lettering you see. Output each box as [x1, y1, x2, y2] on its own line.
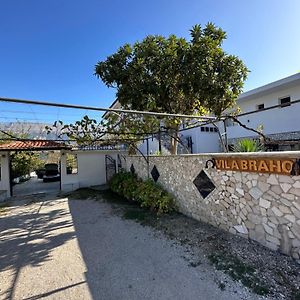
[240, 160, 248, 170]
[215, 159, 224, 169]
[258, 160, 269, 172]
[225, 160, 231, 169]
[282, 161, 293, 173]
[269, 160, 281, 173]
[231, 160, 239, 170]
[248, 160, 257, 171]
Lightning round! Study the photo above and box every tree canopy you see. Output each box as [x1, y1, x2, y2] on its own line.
[95, 23, 248, 117]
[48, 23, 249, 154]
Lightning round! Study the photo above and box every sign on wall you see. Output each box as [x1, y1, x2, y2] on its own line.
[207, 157, 300, 176]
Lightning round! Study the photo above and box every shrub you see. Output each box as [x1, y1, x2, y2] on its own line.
[109, 172, 175, 214]
[233, 139, 265, 152]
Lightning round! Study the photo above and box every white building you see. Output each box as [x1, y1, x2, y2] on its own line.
[104, 73, 300, 154]
[226, 73, 300, 151]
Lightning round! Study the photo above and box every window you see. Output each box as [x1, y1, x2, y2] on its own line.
[257, 103, 264, 110]
[200, 127, 205, 132]
[205, 127, 209, 132]
[279, 96, 291, 108]
[209, 127, 214, 132]
[66, 153, 78, 174]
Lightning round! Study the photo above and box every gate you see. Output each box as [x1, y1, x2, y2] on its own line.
[105, 155, 116, 182]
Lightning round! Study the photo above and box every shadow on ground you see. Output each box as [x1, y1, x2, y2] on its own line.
[0, 197, 75, 300]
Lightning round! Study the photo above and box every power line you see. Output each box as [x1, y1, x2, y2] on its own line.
[0, 96, 217, 120]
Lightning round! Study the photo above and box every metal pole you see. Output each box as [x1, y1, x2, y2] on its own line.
[0, 96, 217, 120]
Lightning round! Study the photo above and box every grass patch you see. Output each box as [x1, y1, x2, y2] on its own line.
[67, 188, 102, 199]
[0, 202, 10, 213]
[208, 252, 269, 296]
[67, 188, 127, 203]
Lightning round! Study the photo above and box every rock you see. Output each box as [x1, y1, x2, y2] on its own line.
[249, 187, 263, 200]
[236, 187, 244, 196]
[263, 223, 273, 235]
[278, 205, 291, 215]
[267, 174, 279, 185]
[265, 241, 279, 251]
[258, 181, 270, 193]
[278, 225, 292, 255]
[293, 181, 300, 189]
[271, 185, 283, 194]
[249, 225, 265, 244]
[278, 175, 294, 184]
[280, 198, 293, 207]
[280, 183, 292, 193]
[291, 223, 300, 240]
[234, 224, 248, 235]
[266, 234, 281, 246]
[291, 207, 300, 219]
[290, 188, 300, 197]
[282, 193, 295, 201]
[285, 214, 296, 223]
[259, 198, 271, 209]
[272, 207, 284, 217]
[248, 213, 262, 225]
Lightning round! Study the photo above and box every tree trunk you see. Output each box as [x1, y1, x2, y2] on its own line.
[170, 126, 179, 155]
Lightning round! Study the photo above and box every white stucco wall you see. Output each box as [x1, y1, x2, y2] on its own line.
[227, 84, 300, 140]
[180, 127, 220, 153]
[60, 150, 122, 192]
[138, 138, 161, 155]
[0, 152, 11, 200]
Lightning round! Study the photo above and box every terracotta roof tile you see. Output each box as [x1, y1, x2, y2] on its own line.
[0, 140, 70, 151]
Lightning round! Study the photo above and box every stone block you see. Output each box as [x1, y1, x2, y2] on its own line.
[290, 188, 300, 197]
[272, 207, 284, 217]
[267, 174, 279, 185]
[263, 223, 273, 235]
[259, 198, 271, 209]
[249, 225, 266, 244]
[285, 214, 296, 223]
[234, 224, 248, 235]
[258, 181, 270, 193]
[266, 234, 281, 246]
[249, 187, 263, 200]
[278, 205, 291, 215]
[280, 183, 292, 193]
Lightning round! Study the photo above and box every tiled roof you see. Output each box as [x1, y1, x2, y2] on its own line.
[0, 140, 71, 151]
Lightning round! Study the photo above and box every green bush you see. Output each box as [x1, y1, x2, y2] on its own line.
[109, 172, 175, 214]
[233, 139, 265, 152]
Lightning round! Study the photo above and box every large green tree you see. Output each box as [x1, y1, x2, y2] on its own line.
[94, 23, 248, 153]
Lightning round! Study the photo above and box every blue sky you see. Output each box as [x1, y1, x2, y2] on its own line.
[0, 0, 300, 122]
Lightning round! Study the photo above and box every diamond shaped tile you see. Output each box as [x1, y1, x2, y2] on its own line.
[193, 170, 215, 199]
[151, 165, 160, 182]
[130, 164, 135, 174]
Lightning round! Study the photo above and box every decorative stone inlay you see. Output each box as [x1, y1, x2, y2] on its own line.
[193, 170, 215, 199]
[151, 165, 160, 182]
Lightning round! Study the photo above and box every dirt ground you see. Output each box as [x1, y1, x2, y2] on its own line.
[0, 189, 299, 300]
[73, 188, 300, 300]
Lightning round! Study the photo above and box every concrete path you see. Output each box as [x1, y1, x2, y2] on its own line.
[0, 197, 262, 300]
[13, 178, 60, 197]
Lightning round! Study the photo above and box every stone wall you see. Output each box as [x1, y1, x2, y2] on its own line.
[125, 152, 300, 260]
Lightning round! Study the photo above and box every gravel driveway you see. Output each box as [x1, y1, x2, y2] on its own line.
[0, 195, 263, 300]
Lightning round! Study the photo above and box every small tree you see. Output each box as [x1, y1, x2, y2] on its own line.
[94, 23, 248, 153]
